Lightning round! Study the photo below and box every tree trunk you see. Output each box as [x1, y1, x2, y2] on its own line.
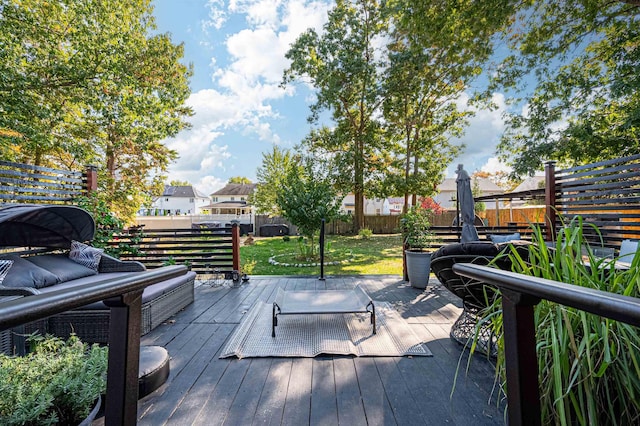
[403, 128, 411, 214]
[353, 137, 365, 233]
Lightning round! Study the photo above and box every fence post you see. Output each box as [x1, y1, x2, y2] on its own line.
[319, 219, 325, 281]
[84, 164, 98, 193]
[544, 161, 556, 242]
[232, 223, 241, 272]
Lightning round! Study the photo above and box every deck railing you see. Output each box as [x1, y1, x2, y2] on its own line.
[452, 263, 640, 426]
[0, 265, 188, 425]
[114, 224, 241, 278]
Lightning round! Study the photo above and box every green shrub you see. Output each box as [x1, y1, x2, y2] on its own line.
[473, 217, 640, 425]
[399, 206, 438, 250]
[358, 228, 373, 239]
[282, 235, 290, 242]
[76, 194, 143, 258]
[0, 334, 108, 425]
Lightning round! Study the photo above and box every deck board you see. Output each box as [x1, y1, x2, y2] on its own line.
[129, 275, 506, 425]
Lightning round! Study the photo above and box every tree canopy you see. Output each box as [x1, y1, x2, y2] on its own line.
[283, 0, 512, 229]
[0, 0, 193, 222]
[492, 0, 640, 176]
[228, 176, 253, 184]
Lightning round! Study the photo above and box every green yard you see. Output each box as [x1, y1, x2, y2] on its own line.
[240, 234, 404, 276]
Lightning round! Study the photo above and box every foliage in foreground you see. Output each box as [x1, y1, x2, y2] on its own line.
[0, 334, 108, 425]
[474, 219, 640, 425]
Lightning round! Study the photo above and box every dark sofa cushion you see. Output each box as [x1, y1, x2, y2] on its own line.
[59, 270, 196, 310]
[0, 254, 59, 289]
[26, 254, 97, 282]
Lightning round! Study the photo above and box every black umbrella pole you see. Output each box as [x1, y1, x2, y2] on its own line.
[319, 219, 325, 281]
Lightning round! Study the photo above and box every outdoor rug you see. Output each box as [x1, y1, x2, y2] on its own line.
[220, 301, 432, 359]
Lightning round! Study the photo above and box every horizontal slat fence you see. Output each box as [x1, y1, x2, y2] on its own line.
[0, 160, 87, 203]
[111, 226, 240, 277]
[554, 154, 640, 249]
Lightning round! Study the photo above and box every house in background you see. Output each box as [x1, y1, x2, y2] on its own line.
[433, 177, 503, 209]
[339, 178, 504, 215]
[144, 185, 211, 216]
[203, 183, 257, 215]
[509, 175, 545, 206]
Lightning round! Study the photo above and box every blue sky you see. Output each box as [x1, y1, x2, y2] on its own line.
[151, 0, 516, 195]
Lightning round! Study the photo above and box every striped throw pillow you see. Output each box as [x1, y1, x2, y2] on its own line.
[69, 240, 103, 272]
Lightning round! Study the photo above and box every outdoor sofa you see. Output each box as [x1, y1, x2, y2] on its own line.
[0, 250, 195, 348]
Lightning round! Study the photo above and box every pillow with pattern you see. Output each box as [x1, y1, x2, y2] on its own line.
[0, 259, 13, 285]
[69, 240, 103, 272]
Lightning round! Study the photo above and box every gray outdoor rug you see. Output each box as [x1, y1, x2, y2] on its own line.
[220, 301, 432, 358]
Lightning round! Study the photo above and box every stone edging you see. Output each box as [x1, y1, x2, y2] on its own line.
[268, 252, 353, 267]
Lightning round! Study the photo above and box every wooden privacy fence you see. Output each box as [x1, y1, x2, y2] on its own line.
[0, 160, 96, 203]
[112, 225, 241, 277]
[547, 154, 640, 249]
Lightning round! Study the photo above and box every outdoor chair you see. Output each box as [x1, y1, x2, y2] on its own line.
[430, 240, 530, 355]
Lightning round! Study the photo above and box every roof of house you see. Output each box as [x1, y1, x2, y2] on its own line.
[437, 177, 503, 193]
[512, 175, 545, 192]
[162, 185, 209, 198]
[210, 183, 257, 197]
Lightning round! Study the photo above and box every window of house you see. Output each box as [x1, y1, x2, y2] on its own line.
[241, 197, 245, 201]
[231, 197, 235, 201]
[190, 198, 194, 203]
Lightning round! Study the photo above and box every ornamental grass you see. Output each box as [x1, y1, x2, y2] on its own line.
[473, 218, 640, 425]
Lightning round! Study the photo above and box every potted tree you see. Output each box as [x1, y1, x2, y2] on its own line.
[401, 206, 438, 289]
[0, 334, 108, 425]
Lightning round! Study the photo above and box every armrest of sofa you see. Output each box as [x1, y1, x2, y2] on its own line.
[0, 286, 40, 296]
[98, 253, 146, 273]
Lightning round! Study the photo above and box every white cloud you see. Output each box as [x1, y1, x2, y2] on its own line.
[448, 92, 508, 175]
[166, 0, 332, 188]
[481, 157, 512, 175]
[203, 0, 227, 31]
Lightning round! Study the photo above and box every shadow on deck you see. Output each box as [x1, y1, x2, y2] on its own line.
[131, 276, 505, 425]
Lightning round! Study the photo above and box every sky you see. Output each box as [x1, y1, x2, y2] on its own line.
[151, 0, 516, 196]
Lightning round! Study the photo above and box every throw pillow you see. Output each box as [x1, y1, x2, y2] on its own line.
[0, 254, 60, 288]
[69, 241, 103, 272]
[27, 254, 97, 282]
[489, 232, 521, 243]
[0, 259, 13, 284]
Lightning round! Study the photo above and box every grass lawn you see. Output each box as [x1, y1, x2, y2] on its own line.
[240, 234, 404, 276]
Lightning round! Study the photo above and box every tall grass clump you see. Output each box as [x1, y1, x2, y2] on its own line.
[475, 217, 640, 425]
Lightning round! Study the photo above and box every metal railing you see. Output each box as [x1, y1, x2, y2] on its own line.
[452, 263, 640, 426]
[0, 265, 188, 425]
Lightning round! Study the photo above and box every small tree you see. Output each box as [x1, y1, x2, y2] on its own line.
[276, 165, 342, 258]
[252, 146, 298, 216]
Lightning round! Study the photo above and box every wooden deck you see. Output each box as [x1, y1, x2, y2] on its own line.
[134, 275, 505, 425]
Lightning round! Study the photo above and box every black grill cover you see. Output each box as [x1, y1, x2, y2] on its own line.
[0, 204, 95, 249]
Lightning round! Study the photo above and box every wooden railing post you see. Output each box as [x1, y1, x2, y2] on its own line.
[232, 223, 240, 272]
[104, 290, 143, 425]
[544, 161, 556, 242]
[502, 290, 542, 426]
[84, 164, 98, 193]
